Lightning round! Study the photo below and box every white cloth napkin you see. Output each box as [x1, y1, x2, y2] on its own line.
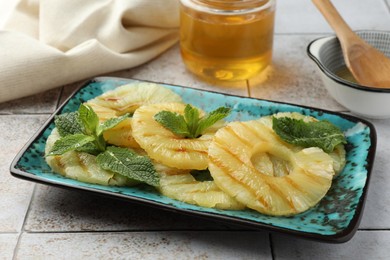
[0, 0, 180, 103]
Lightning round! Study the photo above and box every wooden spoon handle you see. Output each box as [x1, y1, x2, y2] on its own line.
[312, 0, 359, 44]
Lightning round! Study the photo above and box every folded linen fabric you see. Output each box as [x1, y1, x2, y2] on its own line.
[0, 0, 180, 103]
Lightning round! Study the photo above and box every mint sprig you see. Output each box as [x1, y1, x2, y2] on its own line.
[47, 104, 158, 186]
[154, 104, 231, 138]
[54, 112, 84, 136]
[96, 146, 159, 187]
[272, 117, 347, 153]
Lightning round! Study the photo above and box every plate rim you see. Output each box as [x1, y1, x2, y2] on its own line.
[9, 76, 378, 243]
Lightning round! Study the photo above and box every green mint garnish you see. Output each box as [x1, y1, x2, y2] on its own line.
[47, 134, 95, 156]
[154, 104, 231, 138]
[49, 104, 129, 155]
[78, 104, 100, 135]
[48, 104, 158, 186]
[272, 117, 347, 153]
[54, 112, 84, 136]
[190, 169, 214, 182]
[96, 146, 159, 187]
[96, 114, 130, 136]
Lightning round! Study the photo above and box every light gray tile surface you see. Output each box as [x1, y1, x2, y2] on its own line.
[0, 115, 48, 232]
[249, 34, 345, 110]
[25, 184, 241, 232]
[359, 118, 390, 229]
[16, 231, 271, 260]
[0, 234, 19, 260]
[272, 231, 390, 260]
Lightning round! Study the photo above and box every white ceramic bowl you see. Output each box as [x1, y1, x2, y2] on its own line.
[307, 31, 390, 119]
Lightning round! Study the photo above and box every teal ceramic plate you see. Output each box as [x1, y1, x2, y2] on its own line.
[10, 77, 376, 243]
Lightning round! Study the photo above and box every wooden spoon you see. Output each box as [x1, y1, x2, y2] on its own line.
[312, 0, 390, 88]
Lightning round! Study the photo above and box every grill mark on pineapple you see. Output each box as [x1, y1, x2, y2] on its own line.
[54, 156, 65, 170]
[241, 122, 269, 140]
[209, 156, 270, 209]
[284, 176, 307, 195]
[264, 179, 297, 213]
[223, 125, 253, 148]
[213, 139, 247, 165]
[76, 154, 91, 177]
[173, 147, 208, 155]
[298, 168, 325, 185]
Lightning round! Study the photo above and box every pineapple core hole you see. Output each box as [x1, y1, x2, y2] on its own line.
[251, 152, 292, 177]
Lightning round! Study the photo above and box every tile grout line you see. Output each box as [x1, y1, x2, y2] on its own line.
[20, 229, 267, 234]
[55, 86, 65, 109]
[269, 233, 276, 260]
[17, 228, 390, 235]
[383, 0, 390, 13]
[12, 183, 38, 260]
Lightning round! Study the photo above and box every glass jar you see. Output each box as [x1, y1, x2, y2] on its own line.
[179, 0, 276, 82]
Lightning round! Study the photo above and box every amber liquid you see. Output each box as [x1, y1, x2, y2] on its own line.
[335, 65, 357, 83]
[180, 3, 275, 81]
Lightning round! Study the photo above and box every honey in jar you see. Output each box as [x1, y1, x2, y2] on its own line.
[179, 0, 276, 82]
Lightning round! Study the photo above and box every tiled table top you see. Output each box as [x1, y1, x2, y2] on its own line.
[1, 0, 390, 259]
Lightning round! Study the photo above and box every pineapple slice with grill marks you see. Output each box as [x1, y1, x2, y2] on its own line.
[258, 112, 346, 176]
[131, 103, 222, 170]
[208, 120, 336, 216]
[85, 82, 182, 149]
[46, 129, 242, 210]
[45, 128, 136, 186]
[153, 162, 244, 210]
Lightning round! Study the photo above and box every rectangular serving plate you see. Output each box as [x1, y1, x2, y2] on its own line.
[10, 77, 377, 243]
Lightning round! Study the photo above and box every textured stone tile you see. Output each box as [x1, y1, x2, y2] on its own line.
[275, 0, 390, 34]
[0, 115, 48, 232]
[359, 118, 390, 229]
[249, 34, 345, 111]
[25, 184, 246, 232]
[0, 234, 19, 260]
[16, 231, 270, 260]
[0, 88, 61, 114]
[272, 231, 390, 260]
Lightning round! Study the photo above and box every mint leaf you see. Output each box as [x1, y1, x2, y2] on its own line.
[54, 112, 83, 136]
[78, 104, 99, 135]
[154, 104, 231, 138]
[190, 169, 213, 182]
[96, 146, 159, 187]
[154, 111, 190, 137]
[195, 107, 231, 137]
[272, 117, 347, 153]
[184, 104, 200, 135]
[75, 142, 100, 155]
[48, 134, 95, 156]
[96, 113, 130, 136]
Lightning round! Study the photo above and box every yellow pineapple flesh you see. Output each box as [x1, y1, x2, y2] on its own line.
[131, 103, 222, 170]
[258, 112, 346, 176]
[85, 82, 183, 149]
[45, 129, 136, 186]
[153, 162, 244, 210]
[208, 120, 335, 216]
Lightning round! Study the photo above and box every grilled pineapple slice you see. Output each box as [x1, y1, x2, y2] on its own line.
[88, 82, 182, 115]
[154, 163, 244, 210]
[85, 82, 183, 148]
[208, 120, 335, 216]
[131, 103, 222, 170]
[258, 112, 346, 176]
[45, 128, 137, 186]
